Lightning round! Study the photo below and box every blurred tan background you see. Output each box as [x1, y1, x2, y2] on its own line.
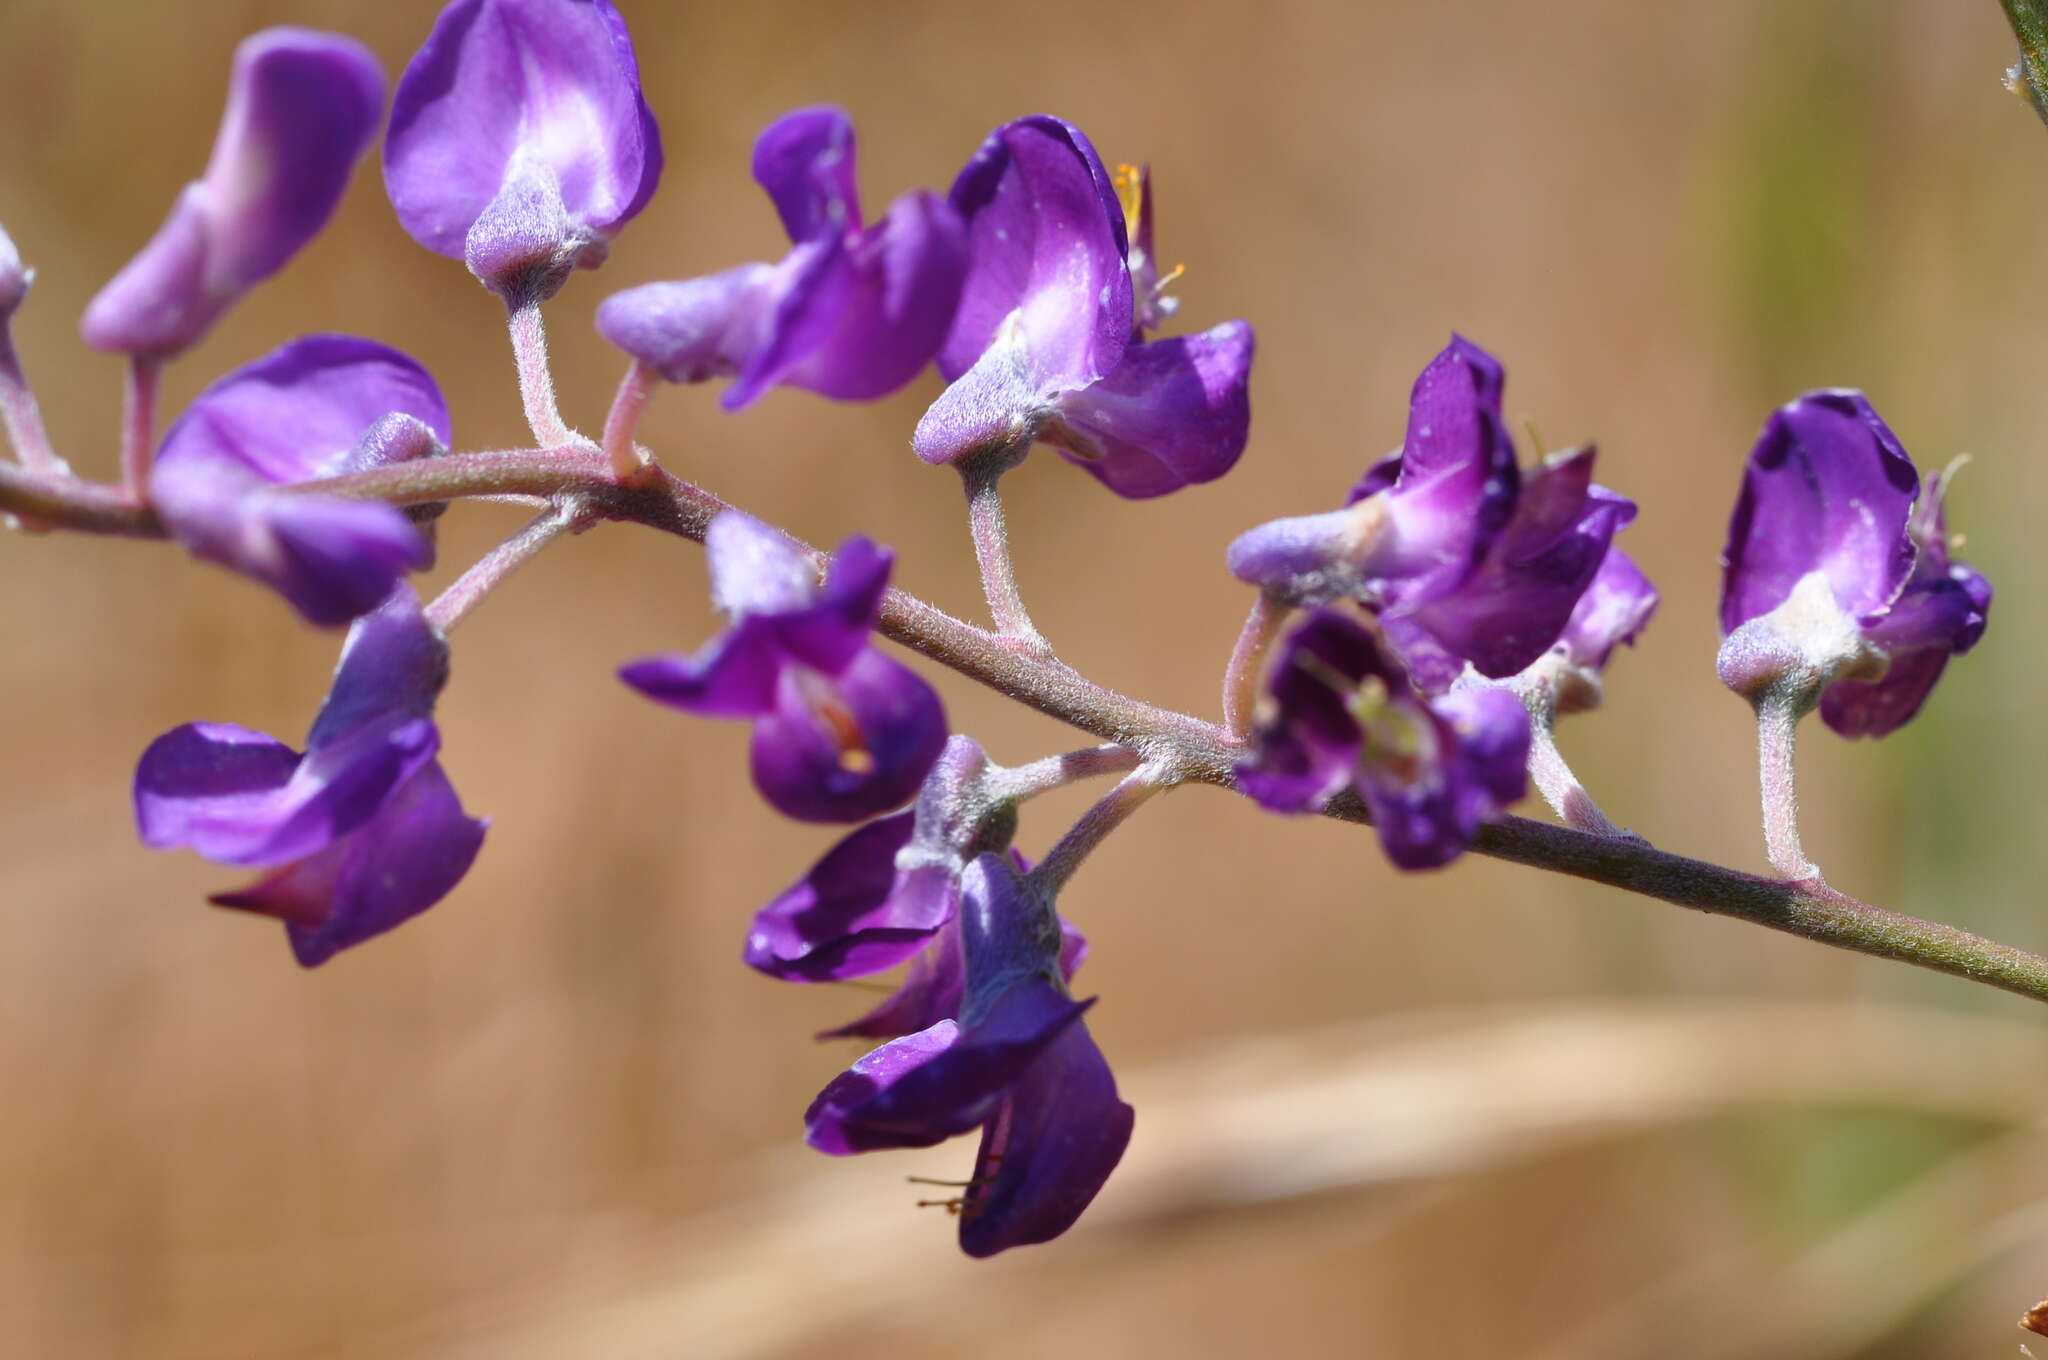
[4, 0, 2048, 1355]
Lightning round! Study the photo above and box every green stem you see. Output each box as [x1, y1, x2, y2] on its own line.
[2001, 0, 2048, 125]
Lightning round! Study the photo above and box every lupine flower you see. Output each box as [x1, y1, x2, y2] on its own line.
[384, 0, 663, 300]
[745, 735, 1006, 981]
[1718, 389, 1990, 736]
[150, 334, 449, 627]
[134, 587, 487, 968]
[804, 852, 1133, 1257]
[1227, 336, 1633, 690]
[596, 107, 968, 409]
[79, 30, 384, 358]
[0, 223, 27, 319]
[1530, 547, 1658, 714]
[619, 511, 947, 822]
[911, 115, 1254, 498]
[1240, 608, 1530, 869]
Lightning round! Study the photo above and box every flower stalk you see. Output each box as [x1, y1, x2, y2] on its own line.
[119, 355, 161, 501]
[959, 446, 1050, 658]
[8, 442, 2048, 1007]
[425, 500, 584, 633]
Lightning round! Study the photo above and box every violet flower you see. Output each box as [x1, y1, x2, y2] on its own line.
[1520, 546, 1659, 717]
[80, 29, 385, 358]
[384, 0, 663, 301]
[911, 115, 1254, 498]
[619, 511, 947, 823]
[134, 587, 487, 968]
[745, 736, 1006, 981]
[1227, 336, 1633, 690]
[596, 107, 967, 408]
[150, 334, 450, 627]
[1717, 390, 1990, 737]
[804, 853, 1133, 1257]
[1240, 608, 1530, 869]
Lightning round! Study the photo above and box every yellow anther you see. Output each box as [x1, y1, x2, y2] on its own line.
[1112, 162, 1144, 242]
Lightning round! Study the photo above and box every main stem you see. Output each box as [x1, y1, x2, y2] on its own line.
[8, 446, 2048, 1007]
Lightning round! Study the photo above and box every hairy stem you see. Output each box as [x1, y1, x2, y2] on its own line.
[0, 319, 64, 477]
[1029, 768, 1171, 896]
[507, 295, 573, 448]
[1755, 682, 1820, 881]
[601, 359, 658, 480]
[989, 745, 1143, 802]
[959, 449, 1049, 657]
[8, 447, 2048, 1006]
[1222, 592, 1288, 739]
[119, 355, 160, 500]
[426, 501, 583, 633]
[1508, 665, 1630, 838]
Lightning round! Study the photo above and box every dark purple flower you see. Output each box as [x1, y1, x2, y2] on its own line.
[1227, 336, 1633, 689]
[1239, 608, 1530, 869]
[134, 587, 486, 968]
[619, 512, 947, 822]
[597, 107, 967, 409]
[804, 853, 1133, 1257]
[911, 115, 1254, 498]
[80, 30, 384, 358]
[149, 334, 450, 627]
[1718, 390, 1990, 737]
[384, 0, 663, 300]
[746, 735, 1017, 982]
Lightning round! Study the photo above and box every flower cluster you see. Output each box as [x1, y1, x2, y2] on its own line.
[1226, 335, 1648, 864]
[0, 0, 2006, 1269]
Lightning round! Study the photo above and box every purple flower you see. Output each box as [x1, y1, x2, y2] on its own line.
[911, 115, 1254, 498]
[619, 511, 947, 822]
[804, 853, 1133, 1257]
[79, 30, 385, 358]
[134, 587, 487, 968]
[1718, 390, 1990, 737]
[149, 335, 450, 627]
[596, 107, 967, 409]
[744, 734, 1002, 981]
[1239, 608, 1530, 869]
[1227, 336, 1633, 689]
[384, 0, 663, 300]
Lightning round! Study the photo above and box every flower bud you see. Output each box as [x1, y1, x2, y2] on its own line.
[80, 30, 384, 358]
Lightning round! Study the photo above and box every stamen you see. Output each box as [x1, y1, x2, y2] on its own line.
[792, 667, 878, 774]
[1112, 162, 1144, 242]
[1155, 262, 1186, 290]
